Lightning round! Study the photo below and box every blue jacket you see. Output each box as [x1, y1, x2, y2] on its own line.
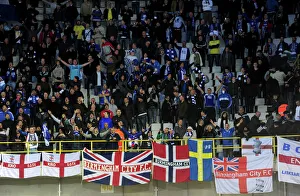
[217, 93, 232, 109]
[151, 61, 161, 75]
[99, 117, 113, 130]
[0, 110, 14, 122]
[28, 95, 39, 107]
[219, 128, 235, 146]
[204, 93, 216, 107]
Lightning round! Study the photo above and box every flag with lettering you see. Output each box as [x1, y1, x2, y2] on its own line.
[277, 137, 300, 184]
[42, 152, 81, 178]
[152, 142, 190, 183]
[1, 153, 41, 178]
[213, 155, 273, 194]
[82, 148, 152, 186]
[188, 139, 213, 181]
[242, 137, 273, 156]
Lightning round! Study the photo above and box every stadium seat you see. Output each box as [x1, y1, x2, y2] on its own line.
[151, 123, 161, 139]
[257, 105, 268, 113]
[212, 66, 221, 73]
[259, 113, 268, 121]
[205, 73, 213, 80]
[255, 98, 265, 106]
[206, 81, 213, 87]
[248, 113, 256, 119]
[163, 123, 173, 131]
[201, 67, 210, 74]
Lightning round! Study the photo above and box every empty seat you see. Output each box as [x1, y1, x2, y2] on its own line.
[201, 67, 210, 74]
[151, 123, 161, 139]
[36, 8, 43, 13]
[259, 113, 268, 121]
[163, 123, 173, 130]
[248, 113, 256, 119]
[206, 81, 213, 87]
[205, 73, 213, 80]
[235, 59, 243, 65]
[36, 15, 44, 21]
[255, 98, 265, 106]
[212, 66, 221, 73]
[257, 105, 268, 113]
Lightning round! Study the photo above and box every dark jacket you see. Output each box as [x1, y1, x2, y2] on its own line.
[161, 100, 173, 123]
[178, 100, 188, 119]
[91, 71, 106, 87]
[220, 51, 235, 70]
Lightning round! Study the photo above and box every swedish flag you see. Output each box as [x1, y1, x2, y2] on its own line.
[188, 139, 213, 181]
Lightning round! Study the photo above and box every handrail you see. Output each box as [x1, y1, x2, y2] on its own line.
[0, 135, 298, 154]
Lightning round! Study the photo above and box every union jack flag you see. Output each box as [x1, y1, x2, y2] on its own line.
[213, 157, 240, 171]
[82, 148, 153, 186]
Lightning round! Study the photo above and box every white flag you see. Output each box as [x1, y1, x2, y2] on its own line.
[242, 137, 273, 156]
[277, 137, 300, 184]
[213, 155, 273, 194]
[1, 153, 41, 178]
[42, 152, 81, 178]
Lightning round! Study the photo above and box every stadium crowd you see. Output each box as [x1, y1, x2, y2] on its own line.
[0, 0, 299, 156]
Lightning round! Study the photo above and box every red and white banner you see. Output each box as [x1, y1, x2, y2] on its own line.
[213, 155, 273, 194]
[42, 152, 81, 178]
[1, 153, 41, 178]
[152, 142, 190, 183]
[277, 137, 300, 184]
[242, 137, 273, 156]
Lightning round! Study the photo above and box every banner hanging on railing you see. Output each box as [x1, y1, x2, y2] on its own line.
[277, 137, 300, 184]
[1, 153, 41, 179]
[213, 155, 273, 194]
[82, 148, 153, 186]
[242, 137, 273, 156]
[188, 139, 213, 181]
[42, 152, 81, 178]
[152, 142, 190, 183]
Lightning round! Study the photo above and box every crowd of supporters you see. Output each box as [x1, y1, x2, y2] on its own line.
[0, 0, 299, 155]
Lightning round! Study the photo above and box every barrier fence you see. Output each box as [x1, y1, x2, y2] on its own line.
[0, 135, 299, 156]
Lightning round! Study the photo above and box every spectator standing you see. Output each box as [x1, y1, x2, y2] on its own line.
[80, 0, 92, 23]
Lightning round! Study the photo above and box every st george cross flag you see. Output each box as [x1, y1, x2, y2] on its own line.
[277, 137, 300, 184]
[242, 137, 273, 156]
[188, 139, 212, 181]
[1, 153, 41, 178]
[82, 148, 152, 186]
[42, 152, 81, 178]
[152, 142, 190, 183]
[213, 155, 273, 194]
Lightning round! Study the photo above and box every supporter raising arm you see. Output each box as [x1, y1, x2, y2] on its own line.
[57, 57, 93, 81]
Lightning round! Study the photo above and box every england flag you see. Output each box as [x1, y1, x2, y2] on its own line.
[42, 152, 81, 178]
[1, 153, 41, 178]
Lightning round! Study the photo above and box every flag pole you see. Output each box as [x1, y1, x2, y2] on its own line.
[283, 182, 287, 196]
[153, 180, 158, 196]
[58, 178, 61, 196]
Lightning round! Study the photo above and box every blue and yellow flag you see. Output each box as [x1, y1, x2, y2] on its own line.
[188, 139, 213, 181]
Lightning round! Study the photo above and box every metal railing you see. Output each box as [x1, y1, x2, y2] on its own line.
[0, 135, 299, 155]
